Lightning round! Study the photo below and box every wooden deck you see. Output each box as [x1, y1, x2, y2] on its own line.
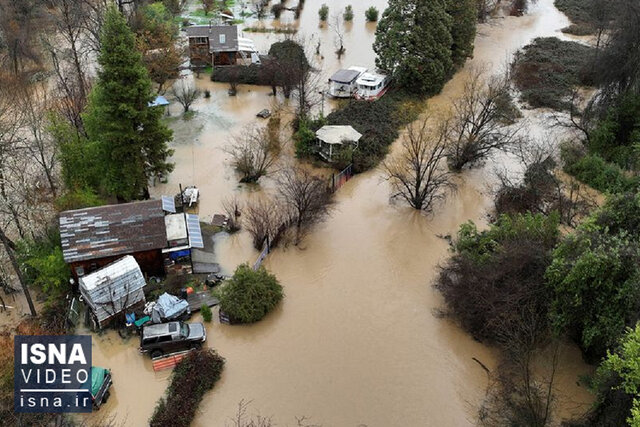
[187, 291, 219, 312]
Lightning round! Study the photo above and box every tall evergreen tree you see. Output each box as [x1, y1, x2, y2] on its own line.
[83, 6, 173, 201]
[373, 0, 453, 95]
[447, 0, 477, 67]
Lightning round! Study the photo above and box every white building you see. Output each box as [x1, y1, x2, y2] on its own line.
[315, 125, 362, 162]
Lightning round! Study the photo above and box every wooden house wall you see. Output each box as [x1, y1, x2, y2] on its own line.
[70, 249, 164, 281]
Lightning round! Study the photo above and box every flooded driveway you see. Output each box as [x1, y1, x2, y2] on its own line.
[87, 1, 594, 425]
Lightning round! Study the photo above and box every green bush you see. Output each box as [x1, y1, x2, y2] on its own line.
[563, 152, 639, 193]
[512, 37, 595, 110]
[365, 6, 378, 22]
[149, 349, 225, 427]
[318, 4, 328, 21]
[294, 120, 317, 158]
[588, 93, 640, 170]
[200, 304, 212, 322]
[554, 0, 597, 35]
[215, 264, 283, 323]
[343, 5, 353, 21]
[55, 187, 106, 211]
[546, 228, 640, 361]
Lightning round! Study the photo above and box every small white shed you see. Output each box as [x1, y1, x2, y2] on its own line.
[79, 255, 146, 328]
[315, 125, 362, 162]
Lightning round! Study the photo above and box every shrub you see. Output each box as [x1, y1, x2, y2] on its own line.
[203, 89, 211, 98]
[546, 229, 640, 361]
[588, 92, 640, 170]
[365, 6, 378, 22]
[318, 4, 328, 21]
[436, 213, 559, 345]
[343, 5, 353, 21]
[55, 187, 105, 211]
[149, 349, 225, 427]
[294, 120, 317, 158]
[215, 264, 283, 323]
[511, 37, 595, 110]
[200, 304, 212, 322]
[555, 0, 597, 35]
[563, 152, 639, 193]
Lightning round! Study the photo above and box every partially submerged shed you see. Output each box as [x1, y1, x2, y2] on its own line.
[79, 256, 146, 328]
[315, 125, 362, 161]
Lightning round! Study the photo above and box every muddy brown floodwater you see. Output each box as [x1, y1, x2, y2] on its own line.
[84, 1, 595, 425]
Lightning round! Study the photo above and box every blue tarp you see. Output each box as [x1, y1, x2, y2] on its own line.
[151, 293, 189, 323]
[149, 96, 170, 107]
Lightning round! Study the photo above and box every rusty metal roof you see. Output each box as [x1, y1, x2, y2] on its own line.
[60, 200, 167, 263]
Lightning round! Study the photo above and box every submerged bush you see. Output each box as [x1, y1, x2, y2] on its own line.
[343, 5, 353, 21]
[215, 264, 283, 323]
[365, 6, 379, 22]
[149, 349, 225, 427]
[563, 152, 638, 194]
[512, 37, 594, 110]
[200, 303, 212, 322]
[318, 4, 328, 21]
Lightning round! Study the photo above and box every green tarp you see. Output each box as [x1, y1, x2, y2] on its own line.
[90, 366, 107, 397]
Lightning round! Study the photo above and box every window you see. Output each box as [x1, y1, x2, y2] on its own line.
[192, 37, 208, 44]
[157, 335, 172, 343]
[219, 34, 226, 44]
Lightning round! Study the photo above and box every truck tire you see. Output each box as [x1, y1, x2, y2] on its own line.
[102, 391, 110, 404]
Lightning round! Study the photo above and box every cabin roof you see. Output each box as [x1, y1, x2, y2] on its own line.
[330, 69, 362, 84]
[59, 200, 168, 263]
[316, 125, 363, 145]
[185, 25, 239, 52]
[356, 72, 387, 86]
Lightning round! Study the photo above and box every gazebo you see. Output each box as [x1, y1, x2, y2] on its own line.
[315, 125, 362, 162]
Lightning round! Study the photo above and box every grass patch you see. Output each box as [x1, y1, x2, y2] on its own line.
[512, 37, 594, 110]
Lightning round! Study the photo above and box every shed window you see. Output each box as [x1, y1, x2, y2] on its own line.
[192, 37, 208, 44]
[219, 34, 226, 44]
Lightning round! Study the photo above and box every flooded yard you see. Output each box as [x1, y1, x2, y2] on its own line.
[86, 0, 595, 425]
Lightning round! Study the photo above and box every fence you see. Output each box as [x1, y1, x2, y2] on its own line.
[330, 164, 354, 193]
[253, 236, 270, 271]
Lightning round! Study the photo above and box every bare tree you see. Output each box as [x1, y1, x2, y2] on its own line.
[18, 83, 59, 197]
[276, 165, 332, 244]
[221, 195, 242, 232]
[476, 0, 500, 22]
[172, 80, 200, 113]
[242, 197, 284, 250]
[227, 125, 279, 183]
[227, 399, 320, 427]
[0, 0, 47, 75]
[446, 67, 523, 171]
[331, 14, 346, 59]
[384, 117, 456, 213]
[0, 228, 36, 316]
[251, 0, 268, 19]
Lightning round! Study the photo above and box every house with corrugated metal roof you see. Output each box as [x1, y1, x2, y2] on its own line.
[59, 198, 204, 280]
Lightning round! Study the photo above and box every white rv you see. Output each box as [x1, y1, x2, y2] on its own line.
[328, 66, 367, 98]
[355, 71, 390, 100]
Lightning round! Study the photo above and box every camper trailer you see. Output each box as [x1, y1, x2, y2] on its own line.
[328, 66, 367, 98]
[355, 71, 390, 101]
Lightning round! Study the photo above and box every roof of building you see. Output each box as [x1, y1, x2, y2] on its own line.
[185, 25, 239, 52]
[316, 125, 363, 145]
[60, 200, 167, 263]
[356, 72, 388, 86]
[330, 69, 362, 84]
[78, 256, 147, 324]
